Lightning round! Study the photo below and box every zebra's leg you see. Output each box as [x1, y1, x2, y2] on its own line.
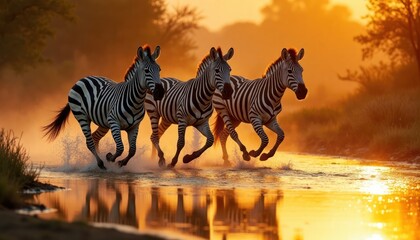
[76, 118, 106, 170]
[149, 114, 159, 158]
[106, 120, 124, 162]
[183, 121, 213, 164]
[221, 114, 250, 161]
[249, 118, 269, 158]
[219, 128, 231, 165]
[260, 120, 284, 161]
[168, 120, 187, 168]
[117, 125, 139, 167]
[150, 118, 171, 168]
[92, 126, 109, 150]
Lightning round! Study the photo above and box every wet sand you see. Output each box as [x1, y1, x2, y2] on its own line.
[0, 210, 164, 240]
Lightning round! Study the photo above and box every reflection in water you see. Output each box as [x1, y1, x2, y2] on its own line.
[32, 179, 283, 239]
[29, 157, 420, 240]
[80, 179, 138, 227]
[361, 194, 419, 240]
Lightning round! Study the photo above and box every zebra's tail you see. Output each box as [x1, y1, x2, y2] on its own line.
[212, 114, 225, 147]
[42, 103, 71, 141]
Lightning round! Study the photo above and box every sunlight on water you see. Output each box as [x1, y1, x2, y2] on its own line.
[359, 166, 391, 195]
[30, 148, 420, 240]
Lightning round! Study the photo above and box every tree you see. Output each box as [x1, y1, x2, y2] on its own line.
[355, 0, 420, 78]
[45, 0, 199, 78]
[0, 0, 200, 107]
[0, 0, 73, 72]
[155, 5, 201, 69]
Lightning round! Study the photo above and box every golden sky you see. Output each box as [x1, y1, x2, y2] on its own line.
[167, 0, 368, 31]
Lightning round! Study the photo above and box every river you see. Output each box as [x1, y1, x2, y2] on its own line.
[27, 153, 419, 240]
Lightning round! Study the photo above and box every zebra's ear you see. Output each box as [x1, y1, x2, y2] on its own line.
[224, 48, 234, 61]
[152, 46, 161, 60]
[297, 48, 304, 61]
[210, 47, 218, 60]
[137, 46, 145, 61]
[281, 48, 289, 60]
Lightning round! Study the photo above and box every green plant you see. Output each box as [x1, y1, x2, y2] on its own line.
[0, 129, 40, 208]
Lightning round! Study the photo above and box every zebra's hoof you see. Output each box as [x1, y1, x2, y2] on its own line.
[223, 160, 232, 167]
[243, 153, 251, 161]
[260, 153, 270, 161]
[249, 150, 259, 158]
[117, 160, 126, 167]
[158, 159, 166, 168]
[106, 153, 114, 162]
[183, 154, 195, 163]
[98, 161, 107, 170]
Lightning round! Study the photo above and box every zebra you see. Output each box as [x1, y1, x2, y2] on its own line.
[43, 45, 165, 170]
[212, 48, 307, 165]
[145, 47, 234, 168]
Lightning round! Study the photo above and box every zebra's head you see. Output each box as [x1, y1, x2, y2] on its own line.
[209, 47, 234, 99]
[137, 45, 165, 101]
[281, 48, 307, 100]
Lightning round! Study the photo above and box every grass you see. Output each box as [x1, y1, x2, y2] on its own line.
[281, 88, 420, 162]
[0, 129, 40, 208]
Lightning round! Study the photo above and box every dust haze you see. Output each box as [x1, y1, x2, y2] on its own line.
[0, 0, 366, 165]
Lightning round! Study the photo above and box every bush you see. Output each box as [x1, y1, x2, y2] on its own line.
[282, 88, 420, 162]
[0, 129, 40, 208]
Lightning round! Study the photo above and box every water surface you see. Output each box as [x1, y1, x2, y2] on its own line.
[30, 153, 420, 240]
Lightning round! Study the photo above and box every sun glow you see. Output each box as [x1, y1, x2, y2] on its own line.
[366, 233, 385, 240]
[361, 179, 390, 195]
[359, 166, 391, 195]
[166, 0, 368, 31]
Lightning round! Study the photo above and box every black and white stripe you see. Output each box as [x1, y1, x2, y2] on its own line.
[43, 46, 164, 169]
[145, 47, 234, 168]
[212, 48, 307, 164]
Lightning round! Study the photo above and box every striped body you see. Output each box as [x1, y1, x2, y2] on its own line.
[212, 48, 307, 164]
[145, 47, 234, 168]
[69, 76, 148, 130]
[148, 77, 215, 125]
[43, 46, 163, 169]
[216, 75, 284, 124]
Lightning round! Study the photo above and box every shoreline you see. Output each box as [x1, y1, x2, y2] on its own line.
[0, 181, 166, 240]
[3, 151, 418, 240]
[0, 209, 164, 240]
[294, 147, 420, 164]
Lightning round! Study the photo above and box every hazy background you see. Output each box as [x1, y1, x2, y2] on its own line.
[0, 0, 372, 164]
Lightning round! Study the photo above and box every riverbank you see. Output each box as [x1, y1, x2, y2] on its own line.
[0, 209, 164, 240]
[280, 88, 420, 164]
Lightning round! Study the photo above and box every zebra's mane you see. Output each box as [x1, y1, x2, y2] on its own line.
[195, 47, 224, 78]
[124, 45, 153, 82]
[262, 48, 297, 78]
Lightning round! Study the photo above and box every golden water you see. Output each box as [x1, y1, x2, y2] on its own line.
[30, 153, 419, 239]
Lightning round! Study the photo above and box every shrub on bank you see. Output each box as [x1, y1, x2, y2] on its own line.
[0, 129, 40, 208]
[282, 88, 420, 162]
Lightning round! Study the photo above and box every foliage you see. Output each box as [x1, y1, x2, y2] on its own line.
[155, 5, 201, 64]
[45, 0, 200, 76]
[281, 0, 420, 162]
[355, 0, 420, 77]
[0, 0, 73, 72]
[0, 129, 40, 208]
[339, 61, 419, 93]
[282, 88, 420, 162]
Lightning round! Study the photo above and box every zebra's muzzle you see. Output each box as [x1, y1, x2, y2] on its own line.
[221, 83, 233, 99]
[295, 83, 307, 100]
[153, 83, 165, 101]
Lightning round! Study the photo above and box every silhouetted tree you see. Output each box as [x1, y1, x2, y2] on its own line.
[46, 0, 199, 78]
[0, 0, 73, 72]
[355, 0, 420, 78]
[156, 5, 201, 69]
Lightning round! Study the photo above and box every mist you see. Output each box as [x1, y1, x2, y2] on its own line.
[0, 0, 367, 165]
